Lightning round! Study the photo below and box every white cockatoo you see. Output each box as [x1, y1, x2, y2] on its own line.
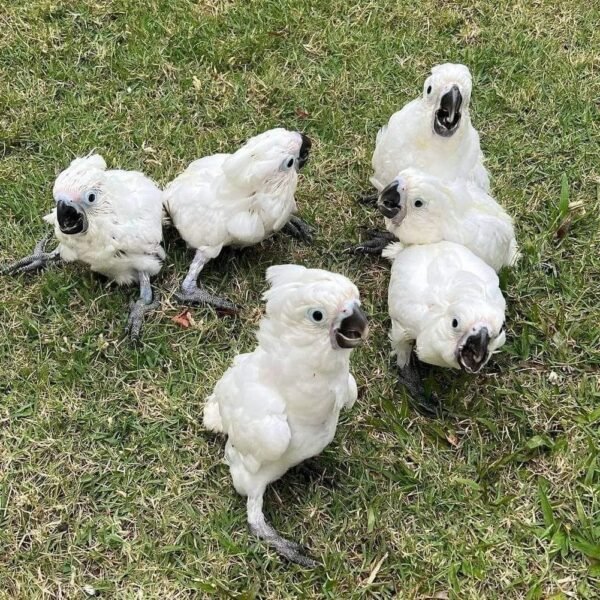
[385, 241, 506, 415]
[1, 154, 164, 340]
[203, 264, 368, 566]
[164, 128, 312, 309]
[370, 63, 489, 194]
[357, 168, 518, 271]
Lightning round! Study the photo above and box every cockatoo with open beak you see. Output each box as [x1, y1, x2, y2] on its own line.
[0, 154, 164, 340]
[164, 128, 313, 310]
[385, 241, 506, 417]
[203, 264, 368, 567]
[356, 168, 518, 271]
[355, 63, 490, 253]
[370, 63, 489, 194]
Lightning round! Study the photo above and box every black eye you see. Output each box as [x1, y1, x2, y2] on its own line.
[307, 308, 325, 323]
[427, 85, 432, 94]
[287, 158, 294, 168]
[414, 199, 423, 208]
[86, 192, 96, 203]
[452, 318, 459, 328]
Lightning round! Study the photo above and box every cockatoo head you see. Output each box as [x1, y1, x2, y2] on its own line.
[222, 128, 311, 194]
[422, 63, 473, 138]
[52, 154, 108, 235]
[260, 265, 368, 354]
[377, 168, 451, 243]
[417, 276, 506, 372]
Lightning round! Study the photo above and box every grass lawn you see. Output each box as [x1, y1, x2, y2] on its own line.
[1, 0, 599, 597]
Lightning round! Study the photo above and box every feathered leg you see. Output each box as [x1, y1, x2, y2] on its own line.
[247, 493, 319, 568]
[125, 271, 159, 342]
[398, 349, 445, 418]
[175, 249, 237, 311]
[0, 234, 61, 275]
[282, 215, 314, 243]
[349, 229, 396, 255]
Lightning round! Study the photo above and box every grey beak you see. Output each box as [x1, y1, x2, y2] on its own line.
[458, 327, 490, 373]
[442, 85, 462, 123]
[335, 305, 369, 349]
[377, 181, 402, 219]
[56, 199, 88, 235]
[298, 133, 311, 169]
[434, 85, 463, 137]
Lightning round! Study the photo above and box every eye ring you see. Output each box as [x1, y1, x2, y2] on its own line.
[307, 308, 325, 324]
[427, 85, 432, 94]
[414, 199, 424, 208]
[85, 190, 97, 203]
[452, 318, 459, 328]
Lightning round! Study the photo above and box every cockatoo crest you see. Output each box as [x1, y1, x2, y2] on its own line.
[53, 154, 108, 204]
[43, 153, 164, 285]
[423, 63, 473, 112]
[370, 62, 489, 191]
[260, 265, 362, 351]
[222, 128, 304, 191]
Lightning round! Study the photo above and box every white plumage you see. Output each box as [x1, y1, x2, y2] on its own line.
[370, 63, 489, 192]
[204, 264, 368, 566]
[385, 241, 506, 373]
[379, 168, 518, 272]
[165, 128, 307, 249]
[164, 128, 312, 308]
[44, 154, 164, 284]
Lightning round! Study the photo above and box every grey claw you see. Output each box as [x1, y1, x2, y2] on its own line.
[283, 216, 314, 243]
[348, 229, 397, 255]
[33, 233, 53, 254]
[249, 522, 320, 568]
[347, 239, 387, 256]
[125, 298, 160, 342]
[360, 228, 396, 241]
[283, 549, 320, 569]
[397, 353, 446, 419]
[0, 234, 61, 275]
[175, 285, 238, 313]
[357, 192, 379, 206]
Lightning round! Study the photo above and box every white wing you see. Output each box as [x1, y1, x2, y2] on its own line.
[211, 352, 291, 474]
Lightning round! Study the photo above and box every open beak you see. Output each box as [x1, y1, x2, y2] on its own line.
[297, 133, 311, 169]
[434, 85, 463, 137]
[457, 326, 490, 373]
[377, 179, 407, 223]
[56, 199, 88, 235]
[333, 304, 369, 349]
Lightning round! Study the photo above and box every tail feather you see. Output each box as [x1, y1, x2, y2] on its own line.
[203, 394, 223, 432]
[381, 241, 406, 262]
[375, 124, 387, 146]
[508, 239, 521, 267]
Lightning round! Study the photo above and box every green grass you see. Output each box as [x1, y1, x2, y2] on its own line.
[1, 0, 599, 597]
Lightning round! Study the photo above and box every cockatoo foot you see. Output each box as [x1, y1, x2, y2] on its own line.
[124, 271, 159, 342]
[0, 234, 61, 275]
[397, 353, 445, 418]
[357, 191, 379, 206]
[249, 520, 320, 568]
[282, 215, 314, 243]
[349, 229, 396, 255]
[175, 283, 238, 313]
[125, 297, 159, 342]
